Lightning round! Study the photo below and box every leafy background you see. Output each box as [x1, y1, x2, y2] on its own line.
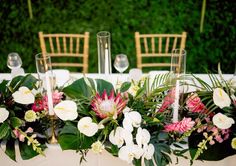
[0, 0, 235, 73]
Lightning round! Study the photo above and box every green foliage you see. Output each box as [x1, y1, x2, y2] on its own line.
[0, 0, 235, 73]
[188, 133, 236, 161]
[19, 141, 44, 160]
[63, 78, 94, 98]
[120, 82, 131, 92]
[58, 123, 95, 150]
[10, 117, 23, 128]
[5, 139, 16, 161]
[0, 122, 11, 139]
[95, 79, 114, 95]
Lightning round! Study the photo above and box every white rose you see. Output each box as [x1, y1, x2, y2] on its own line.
[213, 113, 235, 129]
[54, 100, 78, 121]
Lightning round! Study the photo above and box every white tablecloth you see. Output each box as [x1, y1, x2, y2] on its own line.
[0, 72, 235, 166]
[0, 144, 236, 166]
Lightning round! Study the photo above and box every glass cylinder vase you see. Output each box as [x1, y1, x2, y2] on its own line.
[35, 53, 55, 116]
[170, 49, 187, 123]
[97, 31, 112, 74]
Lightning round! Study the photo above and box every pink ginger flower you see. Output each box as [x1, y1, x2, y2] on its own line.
[186, 93, 206, 113]
[43, 90, 63, 110]
[158, 89, 175, 112]
[91, 90, 127, 119]
[13, 127, 33, 142]
[164, 117, 195, 133]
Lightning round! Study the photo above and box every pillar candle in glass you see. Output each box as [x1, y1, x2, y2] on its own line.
[97, 31, 112, 74]
[35, 53, 54, 116]
[170, 49, 186, 123]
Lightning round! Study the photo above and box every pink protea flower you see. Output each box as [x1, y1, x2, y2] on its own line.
[91, 90, 127, 119]
[186, 93, 206, 113]
[164, 117, 195, 133]
[158, 89, 175, 112]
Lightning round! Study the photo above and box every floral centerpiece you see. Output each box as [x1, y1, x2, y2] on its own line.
[181, 74, 236, 161]
[0, 75, 47, 160]
[0, 72, 235, 166]
[56, 76, 174, 165]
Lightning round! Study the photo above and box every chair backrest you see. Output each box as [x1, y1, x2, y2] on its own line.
[135, 32, 187, 70]
[39, 32, 89, 73]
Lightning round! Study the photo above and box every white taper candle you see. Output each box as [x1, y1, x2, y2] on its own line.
[172, 80, 180, 123]
[105, 48, 109, 75]
[45, 72, 54, 115]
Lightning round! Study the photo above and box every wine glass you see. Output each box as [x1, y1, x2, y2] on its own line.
[114, 54, 129, 74]
[114, 54, 129, 84]
[7, 52, 22, 69]
[7, 52, 24, 78]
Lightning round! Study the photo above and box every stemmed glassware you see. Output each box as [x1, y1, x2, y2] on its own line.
[7, 52, 25, 78]
[113, 54, 129, 83]
[114, 54, 129, 74]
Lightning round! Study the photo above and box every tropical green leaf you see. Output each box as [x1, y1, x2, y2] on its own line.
[151, 72, 171, 90]
[105, 144, 119, 156]
[59, 123, 78, 135]
[63, 78, 93, 98]
[157, 132, 169, 141]
[10, 117, 23, 128]
[58, 123, 94, 150]
[189, 133, 236, 161]
[19, 142, 39, 160]
[120, 82, 131, 92]
[135, 87, 145, 99]
[191, 74, 212, 91]
[9, 74, 37, 91]
[0, 80, 8, 93]
[95, 79, 114, 95]
[0, 122, 11, 140]
[5, 139, 16, 161]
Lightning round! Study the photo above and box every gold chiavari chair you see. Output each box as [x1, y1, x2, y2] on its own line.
[39, 32, 89, 73]
[135, 32, 187, 71]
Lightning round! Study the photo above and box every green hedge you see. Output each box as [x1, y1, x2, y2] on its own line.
[0, 0, 235, 73]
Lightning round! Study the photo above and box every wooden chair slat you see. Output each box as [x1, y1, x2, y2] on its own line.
[39, 32, 90, 73]
[135, 32, 187, 71]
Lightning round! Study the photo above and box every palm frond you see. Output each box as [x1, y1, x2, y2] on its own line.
[150, 72, 171, 91]
[191, 74, 212, 91]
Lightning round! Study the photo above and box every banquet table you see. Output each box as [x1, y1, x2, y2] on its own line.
[0, 72, 236, 166]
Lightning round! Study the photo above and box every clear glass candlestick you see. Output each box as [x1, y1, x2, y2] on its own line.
[170, 49, 187, 123]
[35, 53, 54, 116]
[97, 31, 112, 74]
